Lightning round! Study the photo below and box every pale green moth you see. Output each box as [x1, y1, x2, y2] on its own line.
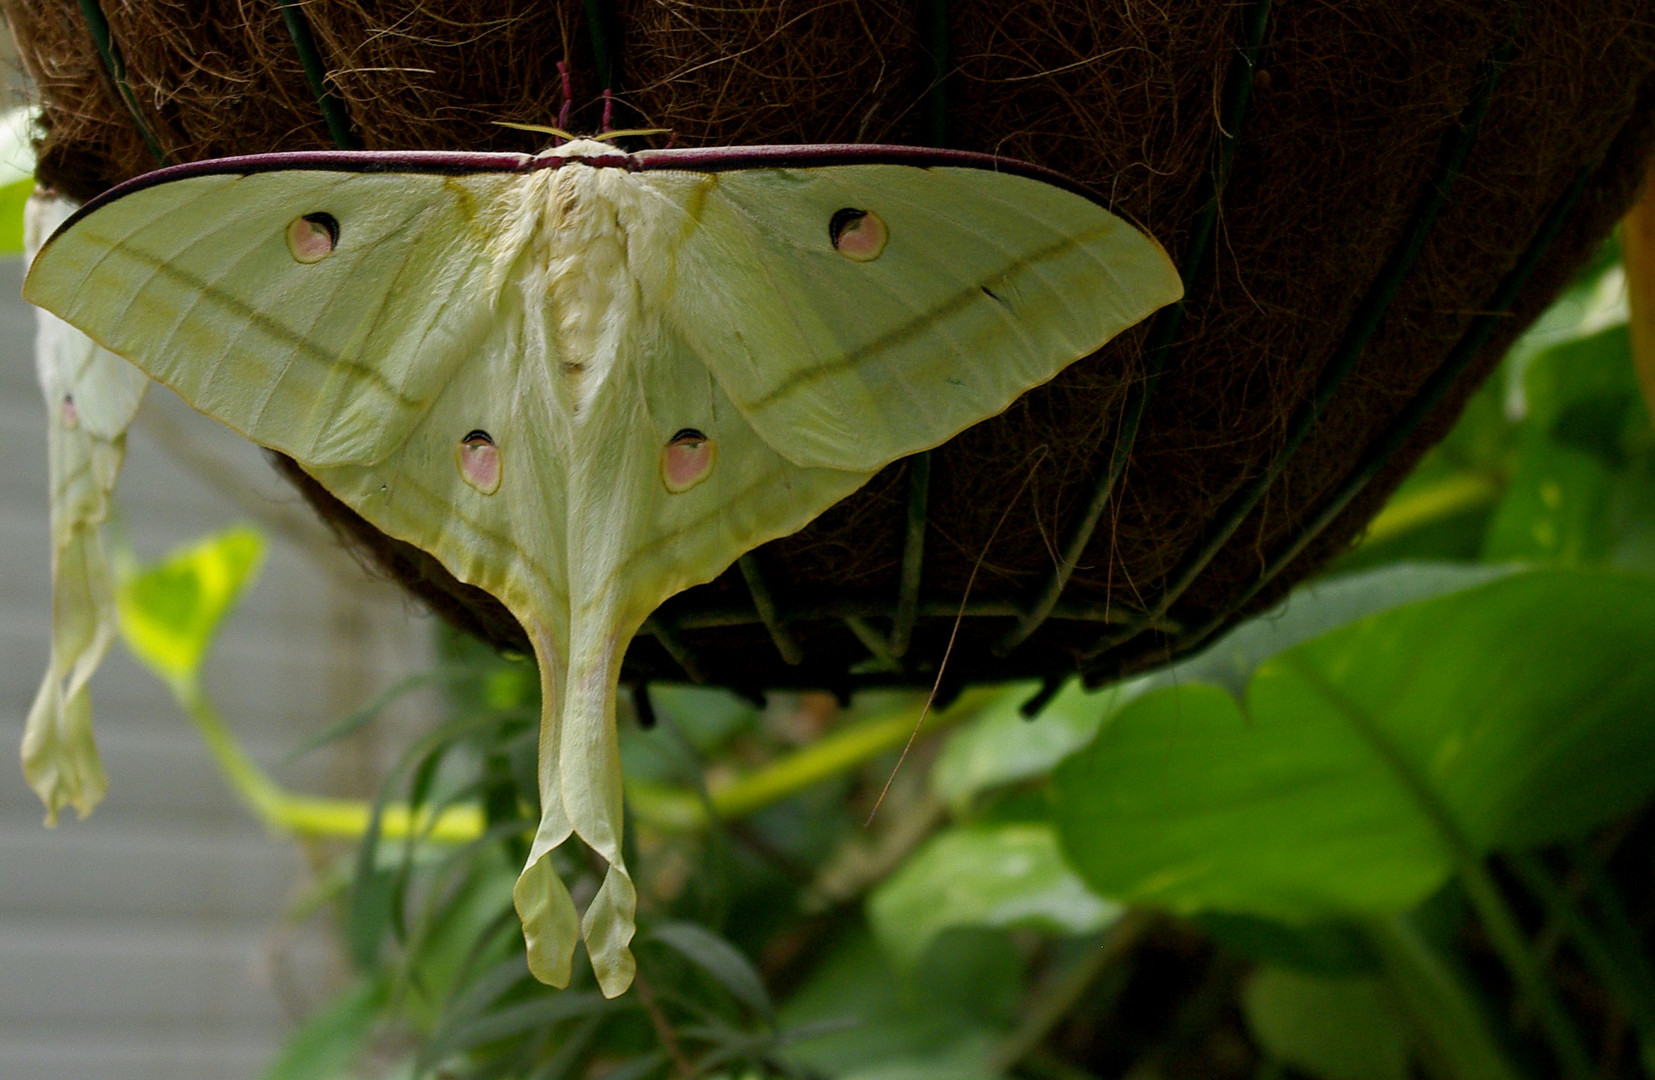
[23, 192, 148, 826]
[24, 137, 1182, 996]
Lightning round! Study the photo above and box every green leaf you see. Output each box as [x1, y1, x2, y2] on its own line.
[1481, 435, 1613, 564]
[933, 565, 1508, 809]
[867, 823, 1121, 967]
[1150, 563, 1514, 699]
[1195, 912, 1377, 977]
[1485, 325, 1641, 566]
[1053, 569, 1655, 921]
[594, 1051, 669, 1080]
[115, 525, 264, 688]
[260, 977, 388, 1080]
[840, 1065, 1001, 1080]
[1522, 323, 1637, 438]
[649, 921, 774, 1020]
[779, 928, 1016, 1078]
[1505, 247, 1627, 386]
[0, 105, 34, 255]
[0, 176, 34, 254]
[1242, 967, 1411, 1080]
[931, 680, 1134, 809]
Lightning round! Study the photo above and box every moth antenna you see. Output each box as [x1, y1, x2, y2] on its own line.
[494, 120, 578, 144]
[592, 128, 671, 143]
[557, 60, 573, 132]
[865, 447, 1050, 825]
[601, 87, 614, 134]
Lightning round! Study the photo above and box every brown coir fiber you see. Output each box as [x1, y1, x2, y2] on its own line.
[7, 0, 1655, 697]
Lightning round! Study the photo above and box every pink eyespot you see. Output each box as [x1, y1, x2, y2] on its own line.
[286, 212, 339, 263]
[456, 429, 502, 495]
[829, 208, 887, 262]
[661, 428, 715, 493]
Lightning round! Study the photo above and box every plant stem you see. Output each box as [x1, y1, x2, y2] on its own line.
[1362, 914, 1526, 1080]
[1457, 860, 1596, 1079]
[632, 967, 694, 1079]
[989, 912, 1149, 1073]
[175, 677, 482, 843]
[1359, 471, 1503, 547]
[627, 687, 1002, 831]
[1509, 851, 1655, 1074]
[173, 673, 990, 848]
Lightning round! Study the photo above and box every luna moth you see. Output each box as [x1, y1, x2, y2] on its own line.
[23, 191, 148, 825]
[24, 135, 1181, 996]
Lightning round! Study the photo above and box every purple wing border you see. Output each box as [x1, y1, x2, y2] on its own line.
[633, 144, 1107, 206]
[50, 142, 1115, 237]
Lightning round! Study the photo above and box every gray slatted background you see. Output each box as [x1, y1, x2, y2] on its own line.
[0, 255, 441, 1079]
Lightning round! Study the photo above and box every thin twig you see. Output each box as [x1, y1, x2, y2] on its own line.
[864, 448, 1047, 825]
[632, 965, 695, 1079]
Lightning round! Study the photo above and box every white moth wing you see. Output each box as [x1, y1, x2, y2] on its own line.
[651, 162, 1182, 472]
[25, 168, 522, 467]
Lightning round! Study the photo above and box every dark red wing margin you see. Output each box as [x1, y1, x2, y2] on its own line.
[52, 143, 1114, 239]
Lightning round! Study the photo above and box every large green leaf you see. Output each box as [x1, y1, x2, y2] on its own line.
[1481, 435, 1612, 564]
[1150, 563, 1513, 699]
[0, 105, 34, 255]
[867, 823, 1121, 967]
[1522, 323, 1637, 438]
[116, 526, 264, 689]
[931, 680, 1132, 810]
[933, 565, 1508, 810]
[260, 977, 389, 1080]
[1242, 967, 1411, 1080]
[1053, 569, 1655, 921]
[779, 928, 1018, 1078]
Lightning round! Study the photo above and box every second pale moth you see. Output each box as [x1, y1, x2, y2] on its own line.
[23, 192, 148, 828]
[24, 137, 1183, 996]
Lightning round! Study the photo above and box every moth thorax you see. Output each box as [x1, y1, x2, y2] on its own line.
[544, 168, 634, 397]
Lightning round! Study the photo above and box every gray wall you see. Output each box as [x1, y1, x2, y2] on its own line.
[0, 256, 441, 1079]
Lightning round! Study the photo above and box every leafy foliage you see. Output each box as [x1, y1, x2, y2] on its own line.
[116, 235, 1655, 1079]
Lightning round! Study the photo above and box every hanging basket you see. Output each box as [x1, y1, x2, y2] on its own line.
[9, 0, 1655, 704]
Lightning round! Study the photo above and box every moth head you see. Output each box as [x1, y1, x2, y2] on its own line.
[456, 429, 502, 495]
[829, 208, 887, 262]
[661, 428, 716, 493]
[286, 212, 339, 263]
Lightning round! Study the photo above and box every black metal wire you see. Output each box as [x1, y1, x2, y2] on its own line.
[631, 682, 658, 729]
[584, 0, 620, 96]
[642, 615, 708, 682]
[1076, 10, 1525, 664]
[1017, 674, 1066, 718]
[76, 0, 164, 164]
[919, 0, 949, 147]
[277, 0, 360, 151]
[738, 554, 804, 664]
[888, 453, 930, 658]
[844, 616, 903, 672]
[653, 593, 1176, 633]
[991, 0, 1273, 658]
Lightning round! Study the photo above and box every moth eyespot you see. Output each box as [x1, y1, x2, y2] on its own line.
[456, 429, 502, 495]
[828, 207, 887, 262]
[661, 428, 715, 494]
[60, 395, 77, 430]
[286, 212, 339, 263]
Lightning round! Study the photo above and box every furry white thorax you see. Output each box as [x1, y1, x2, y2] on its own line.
[538, 137, 628, 161]
[494, 144, 662, 414]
